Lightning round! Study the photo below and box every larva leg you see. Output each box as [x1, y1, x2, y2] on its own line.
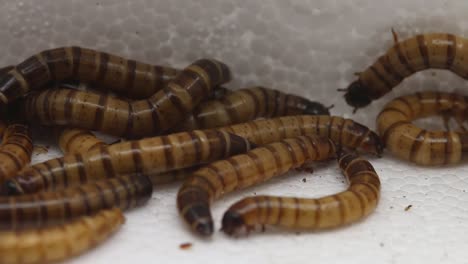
[171, 86, 330, 132]
[177, 135, 336, 236]
[0, 208, 124, 264]
[221, 150, 380, 235]
[0, 47, 179, 104]
[0, 174, 152, 230]
[2, 130, 253, 195]
[344, 33, 466, 109]
[377, 91, 468, 165]
[21, 59, 231, 138]
[0, 124, 33, 184]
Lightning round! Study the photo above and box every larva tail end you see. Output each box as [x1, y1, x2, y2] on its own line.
[360, 131, 385, 157]
[221, 210, 245, 236]
[343, 80, 372, 109]
[0, 180, 24, 196]
[195, 220, 214, 236]
[303, 102, 331, 116]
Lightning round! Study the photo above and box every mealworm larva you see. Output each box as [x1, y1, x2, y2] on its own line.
[0, 173, 151, 230]
[58, 128, 106, 154]
[3, 115, 380, 195]
[219, 115, 383, 156]
[0, 47, 179, 102]
[2, 130, 253, 195]
[221, 150, 381, 235]
[21, 58, 231, 138]
[0, 124, 33, 184]
[376, 91, 468, 165]
[171, 86, 330, 132]
[0, 208, 124, 264]
[177, 135, 336, 236]
[342, 32, 468, 110]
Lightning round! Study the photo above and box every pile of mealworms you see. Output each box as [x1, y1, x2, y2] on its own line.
[0, 31, 465, 263]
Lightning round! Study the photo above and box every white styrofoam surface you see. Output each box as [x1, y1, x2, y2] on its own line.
[2, 0, 468, 263]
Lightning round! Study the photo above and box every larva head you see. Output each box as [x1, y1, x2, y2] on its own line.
[303, 102, 331, 116]
[359, 130, 385, 157]
[343, 80, 372, 109]
[221, 210, 245, 236]
[0, 180, 24, 196]
[177, 187, 214, 237]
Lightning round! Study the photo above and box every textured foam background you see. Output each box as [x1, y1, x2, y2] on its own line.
[1, 0, 468, 263]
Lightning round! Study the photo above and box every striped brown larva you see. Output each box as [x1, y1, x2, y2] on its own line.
[177, 135, 336, 236]
[377, 91, 468, 165]
[171, 86, 331, 131]
[0, 208, 124, 264]
[221, 150, 381, 235]
[21, 58, 231, 138]
[342, 32, 468, 110]
[0, 174, 152, 230]
[3, 115, 380, 195]
[0, 124, 33, 184]
[58, 127, 198, 185]
[3, 130, 253, 195]
[0, 47, 178, 101]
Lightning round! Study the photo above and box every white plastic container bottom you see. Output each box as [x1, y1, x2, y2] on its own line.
[1, 1, 468, 263]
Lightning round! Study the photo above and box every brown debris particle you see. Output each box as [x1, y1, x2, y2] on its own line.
[179, 243, 192, 250]
[302, 178, 306, 183]
[404, 205, 412, 211]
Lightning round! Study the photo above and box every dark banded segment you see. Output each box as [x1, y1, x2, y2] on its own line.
[221, 150, 381, 236]
[21, 59, 231, 138]
[0, 174, 152, 230]
[3, 129, 253, 195]
[0, 124, 33, 184]
[0, 208, 125, 264]
[377, 91, 468, 165]
[172, 86, 330, 132]
[177, 135, 335, 237]
[344, 33, 468, 109]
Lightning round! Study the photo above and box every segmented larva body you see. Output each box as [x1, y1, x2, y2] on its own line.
[0, 208, 124, 264]
[221, 150, 380, 235]
[171, 86, 330, 132]
[377, 91, 468, 165]
[177, 135, 336, 236]
[21, 59, 231, 138]
[3, 115, 380, 195]
[3, 130, 253, 195]
[0, 124, 33, 183]
[0, 47, 178, 102]
[219, 115, 383, 156]
[344, 33, 468, 109]
[0, 174, 151, 230]
[58, 127, 196, 185]
[58, 128, 106, 154]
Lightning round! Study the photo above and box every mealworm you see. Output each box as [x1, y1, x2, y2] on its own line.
[0, 124, 33, 184]
[0, 208, 124, 264]
[0, 173, 151, 230]
[177, 135, 336, 236]
[171, 86, 331, 132]
[58, 128, 106, 154]
[2, 130, 253, 195]
[3, 115, 380, 195]
[58, 127, 197, 185]
[342, 32, 468, 110]
[0, 47, 179, 102]
[21, 58, 231, 138]
[221, 150, 381, 235]
[377, 91, 468, 165]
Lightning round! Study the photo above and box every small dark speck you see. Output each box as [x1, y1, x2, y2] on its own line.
[431, 71, 436, 76]
[403, 195, 406, 198]
[302, 178, 306, 183]
[253, 192, 256, 195]
[404, 205, 412, 211]
[463, 190, 466, 192]
[296, 232, 301, 235]
[135, 31, 139, 35]
[389, 206, 393, 209]
[179, 242, 192, 250]
[96, 2, 100, 6]
[380, 242, 384, 247]
[341, 180, 345, 183]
